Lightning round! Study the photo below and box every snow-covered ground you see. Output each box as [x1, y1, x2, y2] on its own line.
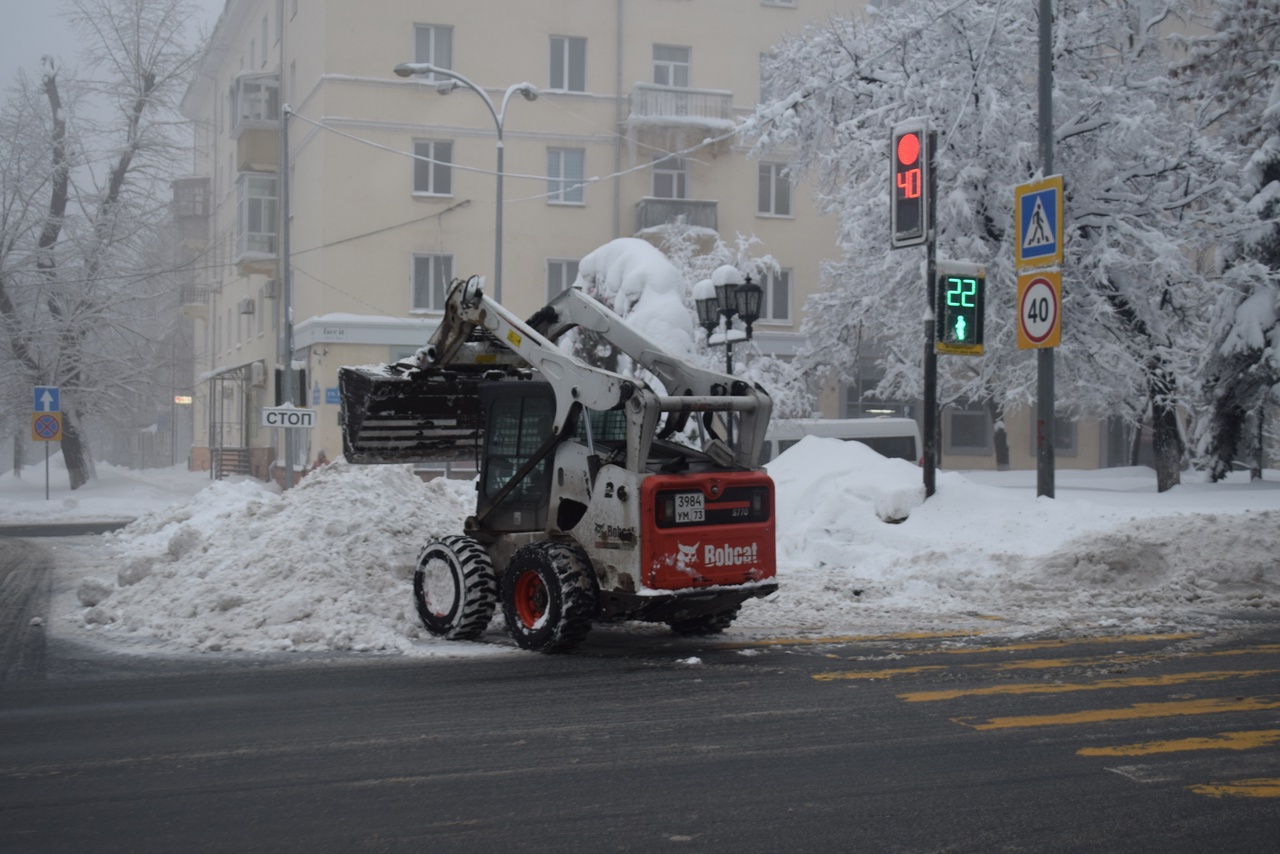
[4, 441, 1278, 659]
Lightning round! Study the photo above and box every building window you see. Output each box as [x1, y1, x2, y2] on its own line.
[230, 73, 280, 134]
[844, 379, 909, 418]
[261, 15, 268, 65]
[1031, 416, 1078, 457]
[652, 156, 688, 199]
[257, 285, 265, 336]
[412, 253, 454, 311]
[761, 268, 791, 322]
[550, 36, 586, 92]
[546, 258, 580, 302]
[653, 44, 690, 87]
[758, 162, 791, 217]
[547, 148, 585, 204]
[946, 401, 992, 455]
[413, 140, 453, 196]
[414, 24, 453, 78]
[235, 173, 278, 259]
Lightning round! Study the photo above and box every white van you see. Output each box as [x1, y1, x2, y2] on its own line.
[760, 417, 921, 465]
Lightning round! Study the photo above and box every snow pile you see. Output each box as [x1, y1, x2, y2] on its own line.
[0, 456, 213, 522]
[735, 437, 1280, 633]
[76, 461, 476, 654]
[573, 237, 695, 358]
[49, 436, 1280, 655]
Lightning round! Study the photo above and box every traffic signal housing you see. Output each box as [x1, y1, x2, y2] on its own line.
[891, 120, 930, 248]
[935, 262, 985, 356]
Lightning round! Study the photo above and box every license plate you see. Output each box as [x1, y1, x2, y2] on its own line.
[674, 492, 705, 523]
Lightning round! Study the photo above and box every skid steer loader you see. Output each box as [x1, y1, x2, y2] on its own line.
[339, 276, 776, 653]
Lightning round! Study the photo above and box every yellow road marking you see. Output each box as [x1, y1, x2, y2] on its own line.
[928, 634, 1201, 656]
[953, 696, 1280, 731]
[812, 665, 947, 682]
[899, 670, 1278, 702]
[1078, 729, 1280, 757]
[1188, 778, 1280, 799]
[723, 630, 984, 649]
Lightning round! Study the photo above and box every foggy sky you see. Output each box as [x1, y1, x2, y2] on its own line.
[0, 0, 224, 84]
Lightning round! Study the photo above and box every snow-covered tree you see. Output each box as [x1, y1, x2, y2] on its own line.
[1175, 0, 1280, 479]
[0, 0, 201, 488]
[751, 0, 1236, 490]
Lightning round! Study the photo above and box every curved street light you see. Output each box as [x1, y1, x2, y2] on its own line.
[394, 62, 539, 304]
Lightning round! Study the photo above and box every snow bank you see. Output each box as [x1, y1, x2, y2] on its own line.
[77, 461, 476, 654]
[53, 437, 1280, 656]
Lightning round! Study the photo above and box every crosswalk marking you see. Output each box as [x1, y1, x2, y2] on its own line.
[1078, 729, 1280, 757]
[811, 665, 946, 682]
[953, 696, 1280, 731]
[1188, 778, 1280, 799]
[898, 670, 1278, 702]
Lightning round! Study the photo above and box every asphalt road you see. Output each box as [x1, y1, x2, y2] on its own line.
[2, 535, 1279, 853]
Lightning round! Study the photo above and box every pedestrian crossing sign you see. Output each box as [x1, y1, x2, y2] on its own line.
[1015, 175, 1063, 270]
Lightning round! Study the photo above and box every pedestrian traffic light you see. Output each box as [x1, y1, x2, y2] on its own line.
[935, 262, 985, 356]
[891, 119, 930, 249]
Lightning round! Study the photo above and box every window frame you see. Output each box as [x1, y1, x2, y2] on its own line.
[757, 162, 792, 217]
[652, 44, 691, 88]
[411, 252, 455, 313]
[412, 139, 453, 197]
[230, 73, 280, 136]
[652, 155, 689, 199]
[546, 148, 586, 205]
[549, 35, 587, 92]
[546, 258, 580, 302]
[235, 172, 278, 260]
[945, 401, 993, 456]
[760, 268, 791, 323]
[413, 24, 454, 80]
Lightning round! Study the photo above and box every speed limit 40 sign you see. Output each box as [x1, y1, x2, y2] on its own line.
[1017, 270, 1062, 349]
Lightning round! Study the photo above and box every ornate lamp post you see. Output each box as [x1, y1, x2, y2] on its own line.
[394, 62, 538, 304]
[694, 266, 763, 375]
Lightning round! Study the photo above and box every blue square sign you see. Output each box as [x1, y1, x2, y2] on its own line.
[34, 386, 60, 413]
[1016, 176, 1063, 269]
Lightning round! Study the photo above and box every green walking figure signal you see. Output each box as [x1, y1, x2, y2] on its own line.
[935, 262, 985, 356]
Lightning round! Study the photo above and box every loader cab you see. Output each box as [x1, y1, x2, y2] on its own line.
[478, 381, 556, 532]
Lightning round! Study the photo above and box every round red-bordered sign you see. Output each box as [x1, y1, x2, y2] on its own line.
[1019, 274, 1059, 346]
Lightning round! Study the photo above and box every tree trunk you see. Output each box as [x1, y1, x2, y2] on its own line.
[986, 400, 1009, 470]
[1150, 378, 1184, 493]
[60, 408, 94, 490]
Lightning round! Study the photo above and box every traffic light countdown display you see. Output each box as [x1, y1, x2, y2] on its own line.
[935, 263, 986, 356]
[890, 121, 930, 248]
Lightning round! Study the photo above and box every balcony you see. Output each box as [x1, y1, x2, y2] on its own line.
[180, 286, 209, 321]
[627, 83, 737, 154]
[629, 83, 734, 127]
[235, 172, 278, 274]
[635, 197, 718, 233]
[171, 177, 209, 250]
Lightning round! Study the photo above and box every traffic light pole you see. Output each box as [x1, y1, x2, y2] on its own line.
[922, 131, 938, 498]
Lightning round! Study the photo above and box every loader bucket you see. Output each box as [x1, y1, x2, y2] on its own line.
[338, 364, 485, 464]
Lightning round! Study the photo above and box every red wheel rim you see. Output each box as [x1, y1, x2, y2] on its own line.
[513, 570, 548, 629]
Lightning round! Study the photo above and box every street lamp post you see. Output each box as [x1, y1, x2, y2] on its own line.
[694, 266, 763, 375]
[394, 62, 538, 304]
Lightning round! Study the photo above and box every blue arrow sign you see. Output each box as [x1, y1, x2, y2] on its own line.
[34, 386, 60, 413]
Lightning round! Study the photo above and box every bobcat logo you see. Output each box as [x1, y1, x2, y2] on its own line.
[675, 542, 699, 575]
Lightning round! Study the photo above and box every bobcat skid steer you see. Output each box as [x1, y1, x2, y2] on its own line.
[339, 276, 776, 653]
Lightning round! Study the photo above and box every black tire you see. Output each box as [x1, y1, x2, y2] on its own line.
[668, 605, 741, 637]
[413, 536, 498, 640]
[500, 541, 598, 653]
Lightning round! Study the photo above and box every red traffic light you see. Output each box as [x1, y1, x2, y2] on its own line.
[896, 132, 920, 167]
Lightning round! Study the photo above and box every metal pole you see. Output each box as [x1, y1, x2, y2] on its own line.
[1037, 0, 1055, 498]
[494, 134, 504, 303]
[281, 104, 296, 489]
[922, 131, 939, 498]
